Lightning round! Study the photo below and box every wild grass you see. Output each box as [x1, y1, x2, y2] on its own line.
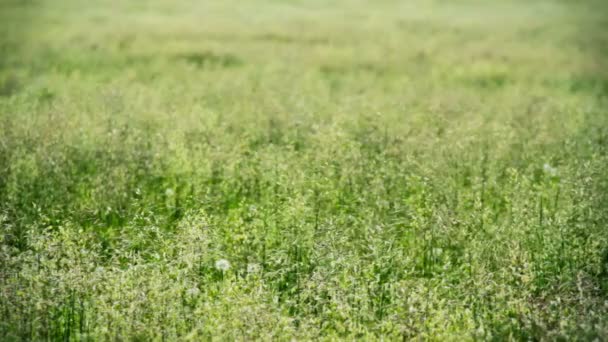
[1, 0, 607, 340]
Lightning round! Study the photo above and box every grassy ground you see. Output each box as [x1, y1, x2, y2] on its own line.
[1, 0, 607, 340]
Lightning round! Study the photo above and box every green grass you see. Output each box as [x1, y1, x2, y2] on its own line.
[1, 0, 607, 340]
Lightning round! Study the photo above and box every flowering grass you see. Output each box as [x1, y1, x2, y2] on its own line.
[1, 0, 608, 340]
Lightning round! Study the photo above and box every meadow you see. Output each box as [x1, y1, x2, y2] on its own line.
[1, 0, 607, 340]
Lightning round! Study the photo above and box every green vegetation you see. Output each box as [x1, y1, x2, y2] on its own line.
[1, 0, 607, 340]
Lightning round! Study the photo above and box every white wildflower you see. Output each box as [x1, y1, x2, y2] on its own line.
[165, 188, 175, 196]
[215, 259, 231, 272]
[186, 287, 200, 297]
[247, 263, 261, 274]
[543, 163, 557, 177]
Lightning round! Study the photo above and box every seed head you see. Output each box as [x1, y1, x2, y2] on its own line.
[543, 163, 557, 177]
[186, 286, 200, 297]
[215, 259, 231, 272]
[247, 263, 261, 274]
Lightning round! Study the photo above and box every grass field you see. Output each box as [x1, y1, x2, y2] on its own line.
[1, 0, 608, 340]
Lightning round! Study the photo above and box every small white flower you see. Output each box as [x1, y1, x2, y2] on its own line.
[247, 263, 261, 274]
[186, 287, 200, 297]
[215, 259, 231, 272]
[165, 188, 175, 196]
[543, 163, 557, 177]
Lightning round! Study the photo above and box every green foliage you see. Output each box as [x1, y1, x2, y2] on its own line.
[1, 0, 607, 340]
